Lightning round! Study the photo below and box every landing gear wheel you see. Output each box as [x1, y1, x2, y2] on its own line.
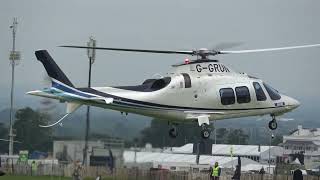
[201, 124, 211, 139]
[169, 126, 178, 138]
[268, 120, 277, 130]
[201, 129, 211, 139]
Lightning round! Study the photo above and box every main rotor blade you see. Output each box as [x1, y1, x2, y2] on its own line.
[213, 42, 243, 51]
[219, 43, 320, 54]
[60, 45, 194, 55]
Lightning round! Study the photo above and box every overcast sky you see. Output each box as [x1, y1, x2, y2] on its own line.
[0, 0, 319, 120]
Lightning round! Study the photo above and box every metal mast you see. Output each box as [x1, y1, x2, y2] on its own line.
[8, 17, 21, 156]
[83, 36, 96, 165]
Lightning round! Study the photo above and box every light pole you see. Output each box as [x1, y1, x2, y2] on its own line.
[83, 37, 96, 166]
[8, 17, 21, 156]
[214, 120, 216, 144]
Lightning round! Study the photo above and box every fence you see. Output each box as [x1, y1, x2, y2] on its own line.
[4, 164, 320, 180]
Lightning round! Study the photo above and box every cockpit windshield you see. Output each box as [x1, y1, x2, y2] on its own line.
[263, 83, 281, 100]
[115, 77, 171, 92]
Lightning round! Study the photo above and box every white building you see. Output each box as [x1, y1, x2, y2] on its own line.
[166, 143, 283, 164]
[122, 143, 283, 174]
[123, 151, 272, 173]
[283, 125, 320, 169]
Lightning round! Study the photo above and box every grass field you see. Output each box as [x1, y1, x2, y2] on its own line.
[0, 176, 107, 180]
[0, 176, 72, 180]
[0, 175, 104, 180]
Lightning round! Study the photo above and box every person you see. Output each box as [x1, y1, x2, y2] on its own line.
[259, 167, 265, 180]
[259, 167, 265, 174]
[232, 165, 240, 180]
[210, 162, 221, 180]
[293, 169, 303, 180]
[72, 161, 83, 180]
[31, 161, 37, 176]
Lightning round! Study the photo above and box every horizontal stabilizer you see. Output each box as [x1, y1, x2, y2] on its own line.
[26, 90, 61, 100]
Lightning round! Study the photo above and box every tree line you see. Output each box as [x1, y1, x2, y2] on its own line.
[0, 107, 282, 154]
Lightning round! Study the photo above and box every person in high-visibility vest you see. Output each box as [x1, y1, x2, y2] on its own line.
[210, 162, 221, 180]
[31, 161, 37, 176]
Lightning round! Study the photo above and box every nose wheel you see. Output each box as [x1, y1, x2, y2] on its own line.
[268, 115, 278, 130]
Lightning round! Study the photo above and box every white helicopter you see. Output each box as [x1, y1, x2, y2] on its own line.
[28, 43, 320, 139]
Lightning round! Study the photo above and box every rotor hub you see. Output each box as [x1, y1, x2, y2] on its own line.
[194, 48, 218, 59]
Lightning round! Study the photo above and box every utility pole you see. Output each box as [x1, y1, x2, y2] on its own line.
[268, 130, 274, 174]
[83, 37, 96, 166]
[214, 120, 216, 144]
[8, 18, 21, 156]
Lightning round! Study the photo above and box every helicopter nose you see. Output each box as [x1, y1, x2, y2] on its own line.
[287, 97, 300, 110]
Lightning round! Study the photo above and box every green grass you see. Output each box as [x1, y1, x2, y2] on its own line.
[0, 175, 113, 180]
[0, 175, 72, 180]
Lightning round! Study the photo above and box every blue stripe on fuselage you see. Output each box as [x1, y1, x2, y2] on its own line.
[51, 81, 94, 98]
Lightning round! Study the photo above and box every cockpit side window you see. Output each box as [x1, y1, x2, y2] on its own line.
[253, 82, 267, 101]
[263, 83, 281, 100]
[181, 73, 191, 88]
[220, 88, 235, 105]
[150, 77, 171, 90]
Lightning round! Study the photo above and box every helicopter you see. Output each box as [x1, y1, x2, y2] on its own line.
[27, 43, 320, 139]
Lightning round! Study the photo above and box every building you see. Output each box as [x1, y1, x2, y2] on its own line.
[122, 142, 283, 174]
[166, 143, 283, 164]
[123, 151, 271, 173]
[283, 125, 320, 169]
[53, 138, 124, 167]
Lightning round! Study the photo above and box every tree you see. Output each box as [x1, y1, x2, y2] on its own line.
[139, 119, 250, 147]
[13, 107, 53, 153]
[216, 128, 228, 143]
[226, 128, 249, 145]
[271, 135, 283, 146]
[139, 119, 214, 147]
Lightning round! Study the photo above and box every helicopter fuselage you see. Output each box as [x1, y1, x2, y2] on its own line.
[71, 60, 300, 123]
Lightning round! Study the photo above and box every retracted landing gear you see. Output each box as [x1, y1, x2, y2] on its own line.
[168, 123, 178, 138]
[268, 115, 278, 130]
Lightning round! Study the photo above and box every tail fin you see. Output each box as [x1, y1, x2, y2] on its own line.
[35, 50, 74, 87]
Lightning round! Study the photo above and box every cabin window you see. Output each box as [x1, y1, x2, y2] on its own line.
[253, 82, 267, 101]
[235, 86, 251, 104]
[181, 73, 191, 88]
[220, 88, 235, 105]
[263, 83, 281, 100]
